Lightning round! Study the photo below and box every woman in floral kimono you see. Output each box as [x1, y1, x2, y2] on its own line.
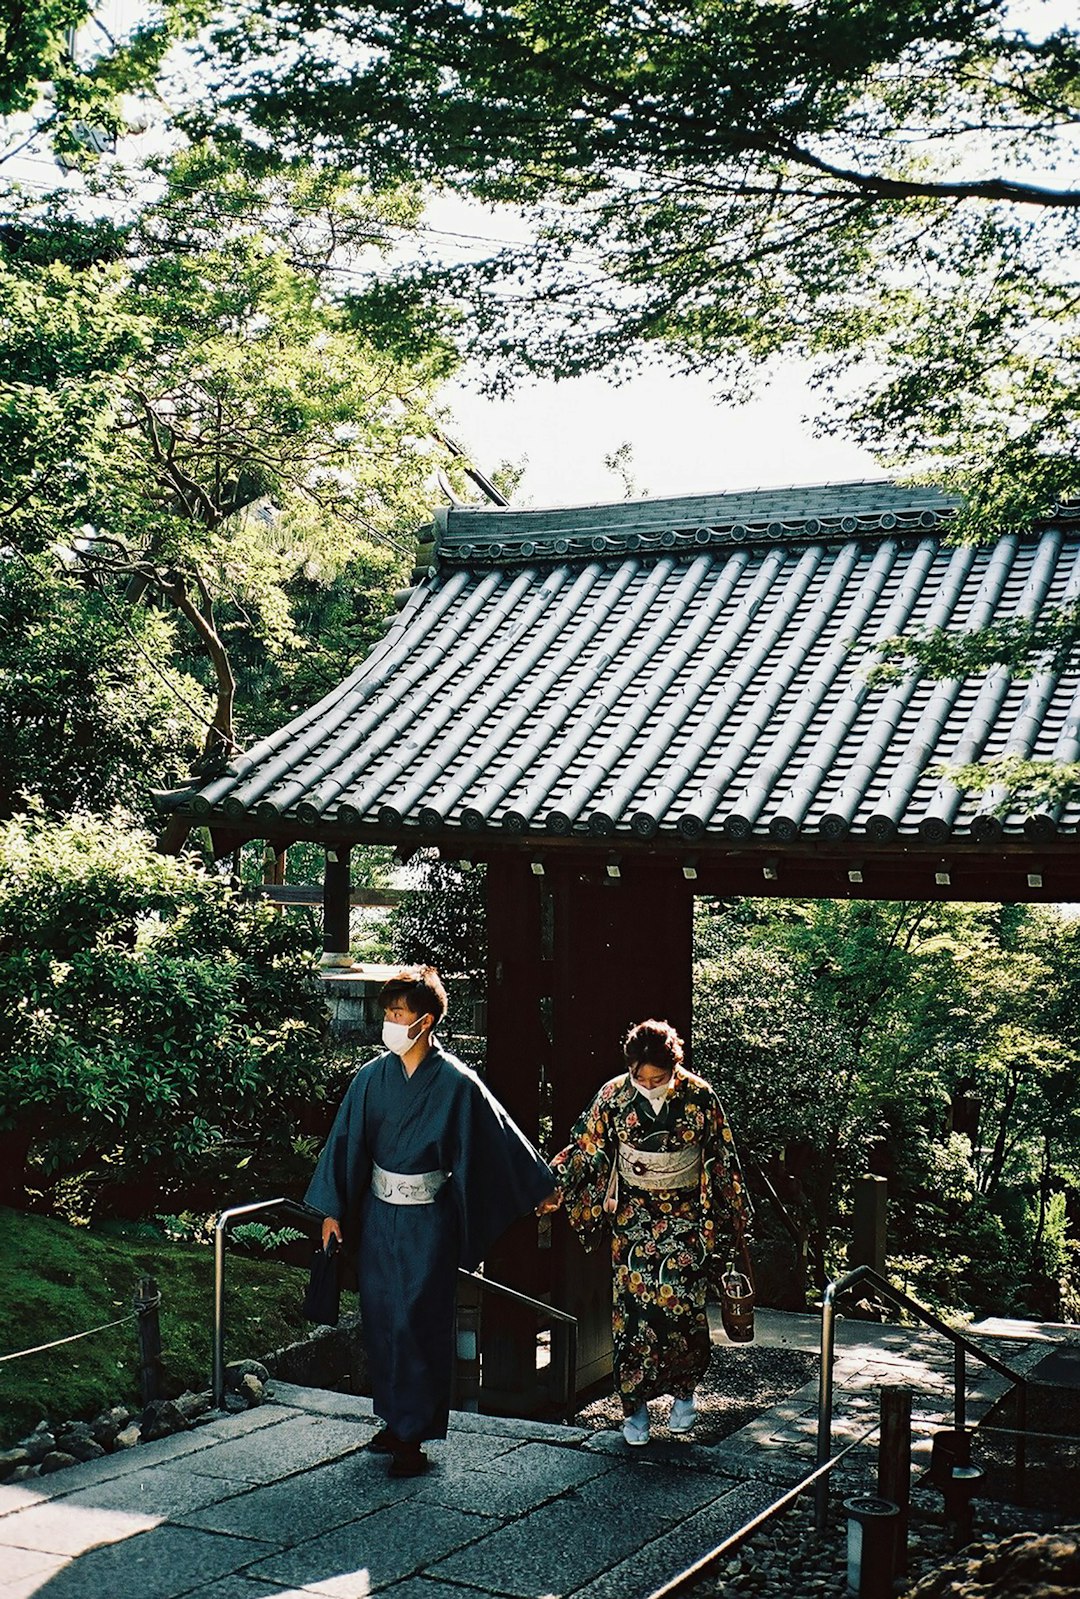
[545, 1019, 748, 1447]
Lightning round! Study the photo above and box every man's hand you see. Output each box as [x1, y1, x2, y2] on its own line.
[322, 1216, 343, 1250]
[536, 1190, 562, 1216]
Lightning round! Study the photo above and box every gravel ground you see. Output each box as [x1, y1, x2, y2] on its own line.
[572, 1344, 820, 1442]
[683, 1481, 1063, 1599]
[571, 1343, 1064, 1595]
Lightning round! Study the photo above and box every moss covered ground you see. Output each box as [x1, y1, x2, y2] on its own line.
[0, 1208, 310, 1443]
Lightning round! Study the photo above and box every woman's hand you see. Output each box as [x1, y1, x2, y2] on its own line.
[322, 1215, 343, 1250]
[536, 1189, 563, 1216]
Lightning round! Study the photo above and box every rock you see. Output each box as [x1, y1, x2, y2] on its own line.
[114, 1424, 141, 1450]
[907, 1526, 1080, 1599]
[38, 1452, 78, 1474]
[223, 1392, 248, 1414]
[64, 1438, 106, 1462]
[174, 1390, 212, 1422]
[56, 1424, 94, 1454]
[18, 1426, 55, 1464]
[7, 1465, 40, 1482]
[140, 1400, 191, 1442]
[0, 1447, 31, 1479]
[225, 1359, 269, 1385]
[90, 1410, 122, 1449]
[239, 1374, 265, 1406]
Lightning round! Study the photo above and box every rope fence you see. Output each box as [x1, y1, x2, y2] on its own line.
[0, 1281, 164, 1404]
[0, 1311, 139, 1364]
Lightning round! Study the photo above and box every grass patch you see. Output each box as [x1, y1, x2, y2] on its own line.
[0, 1208, 310, 1443]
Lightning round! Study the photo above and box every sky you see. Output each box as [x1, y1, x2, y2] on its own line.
[442, 358, 880, 511]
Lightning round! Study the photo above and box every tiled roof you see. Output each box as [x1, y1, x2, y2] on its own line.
[173, 481, 1080, 848]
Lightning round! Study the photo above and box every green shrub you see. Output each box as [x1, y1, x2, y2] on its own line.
[0, 811, 333, 1213]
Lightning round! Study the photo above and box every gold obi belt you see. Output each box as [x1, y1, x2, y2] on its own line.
[604, 1142, 702, 1211]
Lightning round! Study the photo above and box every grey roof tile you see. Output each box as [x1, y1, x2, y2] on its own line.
[173, 483, 1080, 847]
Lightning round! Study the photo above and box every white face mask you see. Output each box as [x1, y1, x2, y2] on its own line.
[382, 1017, 425, 1056]
[634, 1076, 672, 1111]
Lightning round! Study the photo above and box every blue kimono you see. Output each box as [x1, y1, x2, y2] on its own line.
[305, 1042, 555, 1443]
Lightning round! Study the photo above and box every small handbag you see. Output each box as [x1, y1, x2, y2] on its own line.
[303, 1232, 342, 1325]
[720, 1230, 756, 1343]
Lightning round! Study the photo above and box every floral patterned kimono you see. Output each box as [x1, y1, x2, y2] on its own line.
[551, 1067, 747, 1411]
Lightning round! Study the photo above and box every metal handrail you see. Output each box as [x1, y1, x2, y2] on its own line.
[646, 1418, 882, 1599]
[212, 1199, 579, 1420]
[457, 1267, 579, 1422]
[815, 1263, 1029, 1531]
[213, 1197, 323, 1407]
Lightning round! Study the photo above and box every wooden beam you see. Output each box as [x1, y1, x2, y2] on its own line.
[248, 884, 403, 908]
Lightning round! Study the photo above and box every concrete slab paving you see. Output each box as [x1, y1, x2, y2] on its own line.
[0, 1308, 1070, 1599]
[245, 1500, 492, 1596]
[14, 1525, 277, 1599]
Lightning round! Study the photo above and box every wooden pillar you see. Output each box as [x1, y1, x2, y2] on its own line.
[321, 846, 353, 967]
[548, 856, 693, 1398]
[851, 1173, 888, 1275]
[480, 855, 549, 1413]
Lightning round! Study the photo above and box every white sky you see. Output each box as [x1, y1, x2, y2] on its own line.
[441, 360, 880, 510]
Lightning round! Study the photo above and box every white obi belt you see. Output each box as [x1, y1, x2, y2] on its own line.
[619, 1142, 702, 1191]
[604, 1142, 702, 1211]
[371, 1163, 449, 1205]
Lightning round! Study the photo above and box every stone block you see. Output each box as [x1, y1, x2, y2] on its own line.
[426, 1459, 732, 1597]
[247, 1501, 490, 1595]
[0, 1498, 158, 1556]
[11, 1524, 274, 1599]
[178, 1448, 426, 1545]
[571, 1481, 781, 1599]
[184, 1415, 371, 1486]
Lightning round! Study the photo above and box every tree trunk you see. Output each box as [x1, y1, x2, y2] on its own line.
[983, 1070, 1020, 1197]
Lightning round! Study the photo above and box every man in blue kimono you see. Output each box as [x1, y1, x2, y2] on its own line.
[306, 965, 555, 1476]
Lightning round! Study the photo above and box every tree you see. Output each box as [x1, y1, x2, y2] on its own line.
[199, 2, 1080, 521]
[694, 896, 1080, 1316]
[1, 0, 204, 171]
[0, 553, 200, 821]
[2, 143, 460, 785]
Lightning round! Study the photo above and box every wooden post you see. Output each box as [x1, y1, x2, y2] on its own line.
[453, 1274, 482, 1413]
[321, 846, 353, 967]
[878, 1385, 911, 1574]
[547, 856, 693, 1398]
[134, 1276, 163, 1405]
[851, 1173, 887, 1275]
[481, 855, 549, 1413]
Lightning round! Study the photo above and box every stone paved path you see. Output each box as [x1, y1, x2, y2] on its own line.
[0, 1312, 1069, 1599]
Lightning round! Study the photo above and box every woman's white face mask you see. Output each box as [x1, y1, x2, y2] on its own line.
[633, 1072, 672, 1110]
[382, 1016, 427, 1056]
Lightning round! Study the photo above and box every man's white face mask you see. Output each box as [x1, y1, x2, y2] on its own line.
[382, 1016, 426, 1056]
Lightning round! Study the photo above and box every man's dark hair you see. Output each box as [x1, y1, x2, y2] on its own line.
[379, 965, 448, 1026]
[623, 1018, 683, 1073]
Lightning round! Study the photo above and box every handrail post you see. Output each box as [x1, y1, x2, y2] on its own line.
[212, 1196, 318, 1411]
[565, 1319, 578, 1424]
[815, 1282, 838, 1534]
[213, 1216, 227, 1410]
[954, 1342, 966, 1431]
